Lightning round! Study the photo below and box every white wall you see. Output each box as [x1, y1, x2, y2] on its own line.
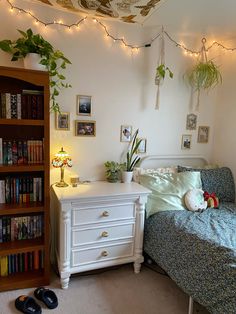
[212, 50, 236, 180]
[0, 0, 218, 183]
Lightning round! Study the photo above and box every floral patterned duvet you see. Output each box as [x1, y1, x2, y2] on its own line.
[144, 203, 236, 314]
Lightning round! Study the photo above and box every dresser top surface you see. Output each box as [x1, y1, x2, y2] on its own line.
[52, 181, 150, 202]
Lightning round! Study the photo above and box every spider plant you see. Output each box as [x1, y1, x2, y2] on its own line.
[186, 59, 222, 109]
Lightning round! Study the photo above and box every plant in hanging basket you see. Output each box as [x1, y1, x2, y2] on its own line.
[0, 28, 72, 112]
[155, 64, 173, 84]
[187, 60, 222, 91]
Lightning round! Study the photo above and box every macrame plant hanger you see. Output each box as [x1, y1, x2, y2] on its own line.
[155, 26, 165, 110]
[196, 38, 208, 111]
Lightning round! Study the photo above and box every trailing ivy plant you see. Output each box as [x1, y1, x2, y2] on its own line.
[155, 64, 173, 82]
[0, 28, 72, 112]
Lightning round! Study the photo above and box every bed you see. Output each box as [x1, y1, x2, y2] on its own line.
[135, 155, 236, 314]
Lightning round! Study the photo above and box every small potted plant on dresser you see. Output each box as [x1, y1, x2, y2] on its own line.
[104, 161, 123, 183]
[122, 129, 142, 183]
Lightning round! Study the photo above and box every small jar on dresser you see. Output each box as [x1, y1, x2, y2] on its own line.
[51, 181, 150, 289]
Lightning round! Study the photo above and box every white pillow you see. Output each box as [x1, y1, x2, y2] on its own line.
[185, 189, 207, 212]
[133, 166, 177, 183]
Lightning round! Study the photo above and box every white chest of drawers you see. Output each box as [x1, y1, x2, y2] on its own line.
[52, 181, 150, 289]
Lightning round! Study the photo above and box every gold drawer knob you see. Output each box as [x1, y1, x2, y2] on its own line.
[101, 231, 109, 238]
[102, 211, 109, 217]
[101, 250, 108, 257]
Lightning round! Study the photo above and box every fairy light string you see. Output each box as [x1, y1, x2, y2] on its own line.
[4, 0, 236, 54]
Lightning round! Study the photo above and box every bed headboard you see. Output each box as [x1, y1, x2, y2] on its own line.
[139, 155, 208, 169]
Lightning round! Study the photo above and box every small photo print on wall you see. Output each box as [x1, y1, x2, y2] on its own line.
[137, 138, 147, 153]
[75, 120, 96, 136]
[198, 126, 209, 143]
[76, 95, 92, 116]
[181, 134, 192, 150]
[120, 125, 132, 142]
[186, 114, 197, 130]
[55, 112, 70, 130]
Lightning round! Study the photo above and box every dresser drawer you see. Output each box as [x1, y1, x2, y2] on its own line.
[71, 242, 134, 266]
[72, 223, 135, 247]
[72, 203, 135, 226]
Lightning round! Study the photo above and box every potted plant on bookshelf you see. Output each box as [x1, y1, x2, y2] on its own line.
[0, 28, 72, 112]
[104, 161, 124, 183]
[122, 129, 142, 183]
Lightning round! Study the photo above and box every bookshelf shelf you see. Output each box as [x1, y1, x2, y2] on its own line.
[0, 237, 44, 256]
[0, 270, 45, 292]
[0, 66, 50, 290]
[0, 164, 44, 173]
[0, 119, 44, 126]
[0, 202, 44, 215]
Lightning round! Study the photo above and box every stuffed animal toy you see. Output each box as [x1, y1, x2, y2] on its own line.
[185, 189, 208, 212]
[203, 191, 219, 208]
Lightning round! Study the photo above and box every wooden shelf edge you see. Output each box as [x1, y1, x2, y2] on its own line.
[0, 238, 45, 256]
[0, 119, 44, 126]
[0, 203, 44, 216]
[0, 164, 44, 172]
[0, 270, 49, 291]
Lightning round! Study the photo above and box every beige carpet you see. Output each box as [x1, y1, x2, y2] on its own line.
[0, 264, 209, 314]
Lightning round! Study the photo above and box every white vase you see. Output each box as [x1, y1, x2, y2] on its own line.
[23, 53, 46, 71]
[122, 171, 133, 183]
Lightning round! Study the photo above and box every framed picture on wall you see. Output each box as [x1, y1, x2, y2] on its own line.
[75, 120, 96, 136]
[76, 95, 92, 116]
[198, 126, 210, 143]
[137, 138, 147, 153]
[181, 134, 192, 150]
[186, 113, 197, 130]
[120, 125, 132, 142]
[55, 112, 70, 130]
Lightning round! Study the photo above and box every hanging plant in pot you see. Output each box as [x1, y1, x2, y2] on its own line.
[0, 28, 72, 112]
[155, 28, 173, 110]
[122, 129, 142, 183]
[186, 38, 222, 110]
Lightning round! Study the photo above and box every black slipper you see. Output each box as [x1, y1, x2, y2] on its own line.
[15, 295, 42, 314]
[34, 287, 58, 309]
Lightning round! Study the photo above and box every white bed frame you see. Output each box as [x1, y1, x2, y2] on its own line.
[139, 155, 208, 314]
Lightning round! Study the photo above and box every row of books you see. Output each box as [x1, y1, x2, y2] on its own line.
[0, 139, 44, 165]
[0, 177, 43, 204]
[0, 90, 44, 120]
[0, 215, 43, 243]
[0, 250, 44, 277]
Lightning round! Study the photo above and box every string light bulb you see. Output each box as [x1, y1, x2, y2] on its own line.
[5, 0, 236, 55]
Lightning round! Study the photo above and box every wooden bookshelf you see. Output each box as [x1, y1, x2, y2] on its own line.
[0, 66, 50, 291]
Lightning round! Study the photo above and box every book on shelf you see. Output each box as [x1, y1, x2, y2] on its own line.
[0, 215, 43, 242]
[5, 93, 11, 119]
[10, 94, 17, 119]
[0, 250, 44, 277]
[0, 139, 44, 165]
[0, 91, 44, 120]
[0, 138, 2, 164]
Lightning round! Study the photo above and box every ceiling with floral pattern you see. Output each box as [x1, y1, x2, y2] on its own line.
[35, 0, 162, 23]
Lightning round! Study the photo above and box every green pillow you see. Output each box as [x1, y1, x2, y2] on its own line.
[140, 171, 202, 218]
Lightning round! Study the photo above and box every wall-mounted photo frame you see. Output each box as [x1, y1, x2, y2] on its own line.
[120, 125, 132, 142]
[76, 95, 92, 116]
[181, 134, 192, 150]
[198, 126, 210, 143]
[75, 120, 96, 136]
[55, 112, 70, 130]
[186, 113, 197, 130]
[137, 138, 147, 153]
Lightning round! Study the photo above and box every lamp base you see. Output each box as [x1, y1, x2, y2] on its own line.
[55, 181, 69, 187]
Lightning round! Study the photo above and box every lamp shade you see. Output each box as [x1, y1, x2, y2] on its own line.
[52, 147, 72, 168]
